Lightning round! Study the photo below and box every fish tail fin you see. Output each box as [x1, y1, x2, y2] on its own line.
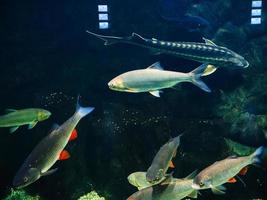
[86, 31, 147, 45]
[189, 64, 211, 93]
[76, 96, 95, 118]
[251, 146, 264, 164]
[86, 30, 133, 45]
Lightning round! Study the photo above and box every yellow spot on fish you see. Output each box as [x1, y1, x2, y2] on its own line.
[172, 43, 176, 47]
[167, 42, 171, 46]
[160, 41, 165, 45]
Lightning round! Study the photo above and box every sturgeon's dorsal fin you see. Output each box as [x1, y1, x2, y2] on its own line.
[147, 62, 164, 70]
[50, 123, 60, 132]
[203, 37, 217, 46]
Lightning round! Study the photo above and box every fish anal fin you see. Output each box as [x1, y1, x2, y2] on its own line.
[203, 37, 217, 46]
[228, 177, 237, 183]
[10, 126, 19, 133]
[149, 90, 162, 97]
[59, 150, 70, 160]
[239, 166, 248, 175]
[169, 160, 175, 168]
[28, 121, 38, 129]
[187, 190, 198, 198]
[69, 129, 78, 141]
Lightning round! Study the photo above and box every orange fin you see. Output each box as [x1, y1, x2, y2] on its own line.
[59, 150, 70, 160]
[228, 177, 237, 183]
[169, 160, 175, 168]
[239, 167, 248, 176]
[69, 129, 78, 141]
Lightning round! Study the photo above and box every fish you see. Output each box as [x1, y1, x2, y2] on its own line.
[128, 172, 165, 190]
[86, 31, 249, 69]
[108, 62, 212, 97]
[12, 98, 94, 189]
[0, 108, 51, 133]
[146, 134, 182, 184]
[158, 0, 210, 32]
[192, 146, 264, 195]
[127, 171, 198, 200]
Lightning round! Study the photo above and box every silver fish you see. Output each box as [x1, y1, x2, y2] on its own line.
[108, 62, 211, 97]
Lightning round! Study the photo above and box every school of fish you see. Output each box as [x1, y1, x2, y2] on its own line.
[0, 29, 265, 200]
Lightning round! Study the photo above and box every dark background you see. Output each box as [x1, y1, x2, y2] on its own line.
[0, 0, 266, 199]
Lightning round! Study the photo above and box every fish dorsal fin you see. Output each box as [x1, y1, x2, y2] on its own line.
[185, 170, 198, 179]
[5, 109, 17, 113]
[50, 123, 60, 132]
[187, 190, 198, 198]
[147, 62, 164, 70]
[203, 37, 217, 46]
[149, 90, 162, 97]
[228, 155, 238, 159]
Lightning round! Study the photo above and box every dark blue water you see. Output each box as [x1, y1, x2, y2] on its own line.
[0, 0, 267, 199]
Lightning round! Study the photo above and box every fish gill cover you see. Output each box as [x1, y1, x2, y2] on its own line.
[0, 0, 266, 199]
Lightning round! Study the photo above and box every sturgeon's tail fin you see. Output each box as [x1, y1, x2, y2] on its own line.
[86, 31, 146, 45]
[189, 64, 211, 93]
[76, 96, 95, 118]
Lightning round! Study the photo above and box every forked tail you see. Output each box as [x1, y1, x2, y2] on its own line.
[189, 64, 211, 92]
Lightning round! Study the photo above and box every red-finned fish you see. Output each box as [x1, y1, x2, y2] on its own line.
[192, 146, 264, 194]
[13, 98, 94, 189]
[146, 134, 182, 184]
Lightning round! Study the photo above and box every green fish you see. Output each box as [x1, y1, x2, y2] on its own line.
[0, 108, 51, 133]
[127, 171, 198, 200]
[192, 146, 264, 194]
[128, 172, 165, 190]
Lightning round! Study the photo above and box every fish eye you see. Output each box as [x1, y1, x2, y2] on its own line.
[199, 182, 204, 187]
[23, 177, 28, 182]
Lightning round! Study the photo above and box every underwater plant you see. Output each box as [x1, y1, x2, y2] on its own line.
[4, 189, 41, 200]
[216, 74, 267, 145]
[77, 191, 105, 200]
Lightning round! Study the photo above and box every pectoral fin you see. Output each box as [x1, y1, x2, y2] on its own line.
[149, 90, 162, 97]
[228, 177, 237, 183]
[10, 126, 19, 133]
[41, 168, 58, 176]
[187, 190, 198, 198]
[169, 160, 175, 168]
[28, 121, 38, 129]
[211, 185, 226, 195]
[59, 150, 70, 160]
